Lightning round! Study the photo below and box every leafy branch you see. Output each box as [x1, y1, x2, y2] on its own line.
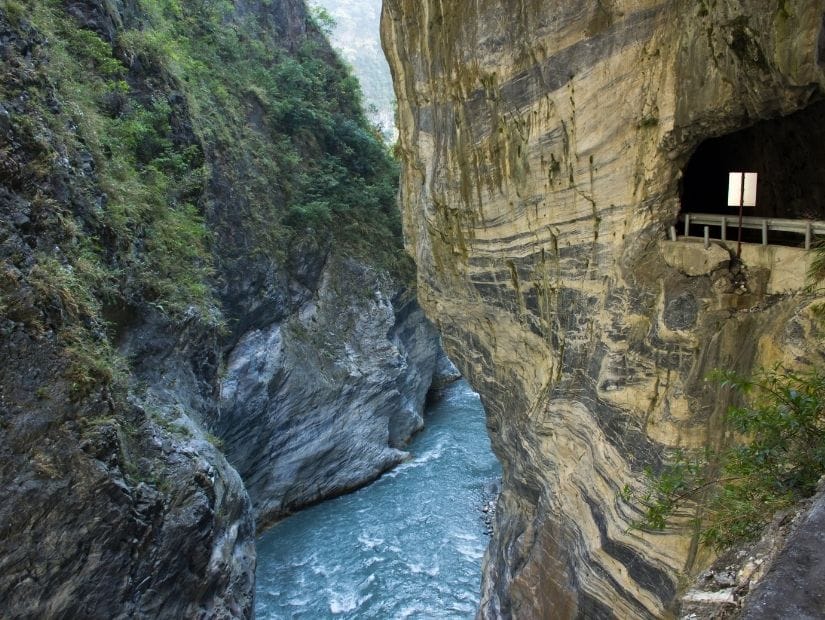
[627, 366, 825, 549]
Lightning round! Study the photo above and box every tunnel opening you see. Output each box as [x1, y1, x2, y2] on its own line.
[679, 100, 825, 247]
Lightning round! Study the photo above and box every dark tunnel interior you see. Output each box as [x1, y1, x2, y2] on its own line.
[679, 100, 825, 242]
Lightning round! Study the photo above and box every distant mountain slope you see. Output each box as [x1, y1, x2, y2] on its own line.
[309, 0, 396, 140]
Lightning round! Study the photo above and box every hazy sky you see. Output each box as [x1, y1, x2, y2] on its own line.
[309, 0, 397, 139]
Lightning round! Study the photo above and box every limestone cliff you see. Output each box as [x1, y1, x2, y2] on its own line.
[382, 0, 825, 617]
[0, 0, 441, 616]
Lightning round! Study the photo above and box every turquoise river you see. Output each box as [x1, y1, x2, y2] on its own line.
[255, 379, 501, 618]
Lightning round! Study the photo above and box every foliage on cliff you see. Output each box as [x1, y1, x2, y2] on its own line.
[116, 0, 404, 270]
[631, 366, 825, 549]
[0, 0, 405, 396]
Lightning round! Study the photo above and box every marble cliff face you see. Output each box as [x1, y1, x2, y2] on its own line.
[382, 1, 825, 617]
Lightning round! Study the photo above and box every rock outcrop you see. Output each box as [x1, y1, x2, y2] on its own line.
[0, 327, 256, 619]
[219, 256, 443, 528]
[382, 1, 825, 617]
[677, 481, 825, 619]
[739, 483, 825, 619]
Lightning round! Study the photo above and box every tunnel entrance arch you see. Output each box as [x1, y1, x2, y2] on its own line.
[678, 100, 825, 247]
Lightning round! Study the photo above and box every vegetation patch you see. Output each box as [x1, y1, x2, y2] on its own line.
[1, 0, 408, 399]
[628, 366, 825, 549]
[119, 0, 407, 276]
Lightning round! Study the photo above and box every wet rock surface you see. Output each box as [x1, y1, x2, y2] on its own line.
[480, 479, 500, 537]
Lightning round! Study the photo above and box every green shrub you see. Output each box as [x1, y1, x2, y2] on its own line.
[118, 0, 406, 276]
[62, 326, 128, 399]
[11, 3, 220, 324]
[630, 366, 825, 549]
[1, 0, 26, 24]
[14, 0, 407, 352]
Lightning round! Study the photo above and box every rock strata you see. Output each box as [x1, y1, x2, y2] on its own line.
[383, 0, 825, 616]
[218, 257, 443, 528]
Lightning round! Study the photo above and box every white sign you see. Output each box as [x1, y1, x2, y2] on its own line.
[728, 172, 758, 207]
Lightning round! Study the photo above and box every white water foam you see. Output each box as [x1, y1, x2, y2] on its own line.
[397, 605, 422, 619]
[383, 440, 447, 478]
[408, 562, 440, 576]
[285, 596, 310, 607]
[312, 562, 342, 577]
[455, 542, 484, 561]
[361, 573, 376, 586]
[328, 589, 372, 614]
[328, 589, 358, 614]
[357, 533, 384, 549]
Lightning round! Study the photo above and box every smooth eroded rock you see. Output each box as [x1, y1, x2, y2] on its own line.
[218, 257, 443, 528]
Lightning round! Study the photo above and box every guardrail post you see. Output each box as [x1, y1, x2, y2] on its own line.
[681, 212, 825, 251]
[704, 226, 709, 249]
[669, 226, 677, 242]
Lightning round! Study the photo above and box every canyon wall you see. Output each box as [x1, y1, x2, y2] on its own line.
[382, 0, 825, 617]
[0, 0, 441, 616]
[218, 258, 445, 529]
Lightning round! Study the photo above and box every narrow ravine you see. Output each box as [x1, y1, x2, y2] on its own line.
[255, 380, 501, 618]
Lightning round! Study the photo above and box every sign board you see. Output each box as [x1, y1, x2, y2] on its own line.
[728, 172, 758, 207]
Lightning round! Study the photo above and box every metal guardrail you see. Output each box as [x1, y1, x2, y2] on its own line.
[675, 213, 825, 250]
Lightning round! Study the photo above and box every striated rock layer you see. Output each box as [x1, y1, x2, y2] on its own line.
[219, 256, 444, 529]
[382, 1, 825, 617]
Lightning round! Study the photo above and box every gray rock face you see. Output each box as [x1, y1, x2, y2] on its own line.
[0, 0, 442, 617]
[740, 487, 825, 619]
[218, 256, 442, 527]
[0, 330, 256, 620]
[431, 347, 462, 391]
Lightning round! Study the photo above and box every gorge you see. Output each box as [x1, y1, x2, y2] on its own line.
[1, 0, 446, 616]
[3, 0, 825, 618]
[255, 380, 500, 619]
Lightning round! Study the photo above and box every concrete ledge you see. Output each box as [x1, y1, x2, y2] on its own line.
[660, 239, 730, 277]
[662, 239, 816, 294]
